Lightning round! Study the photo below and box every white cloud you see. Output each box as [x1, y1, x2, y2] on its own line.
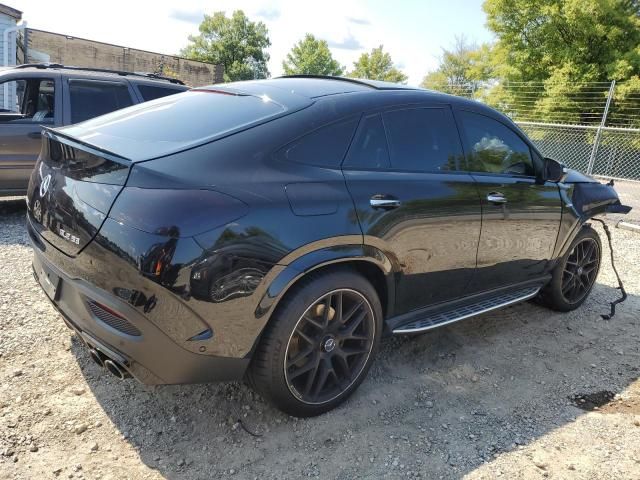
[327, 33, 364, 51]
[169, 9, 205, 24]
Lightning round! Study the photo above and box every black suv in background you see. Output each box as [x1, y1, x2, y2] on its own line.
[26, 76, 630, 417]
[0, 64, 188, 196]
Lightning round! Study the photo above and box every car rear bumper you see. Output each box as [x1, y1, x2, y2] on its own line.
[30, 240, 249, 386]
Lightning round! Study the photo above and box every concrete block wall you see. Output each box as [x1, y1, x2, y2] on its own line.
[25, 29, 224, 87]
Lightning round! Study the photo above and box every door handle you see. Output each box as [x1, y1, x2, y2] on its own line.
[370, 195, 401, 209]
[28, 131, 42, 139]
[486, 192, 507, 204]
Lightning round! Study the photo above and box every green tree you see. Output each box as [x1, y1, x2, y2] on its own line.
[181, 10, 271, 82]
[421, 36, 492, 97]
[484, 0, 640, 83]
[282, 34, 344, 76]
[482, 0, 640, 124]
[348, 45, 408, 83]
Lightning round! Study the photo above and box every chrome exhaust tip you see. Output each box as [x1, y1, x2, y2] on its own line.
[103, 359, 131, 380]
[88, 348, 105, 368]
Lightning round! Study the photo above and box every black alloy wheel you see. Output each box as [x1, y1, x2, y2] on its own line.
[537, 226, 602, 312]
[247, 269, 382, 417]
[561, 237, 600, 304]
[284, 289, 376, 405]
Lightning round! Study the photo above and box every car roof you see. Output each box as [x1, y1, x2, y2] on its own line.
[1, 64, 187, 87]
[213, 75, 487, 106]
[216, 75, 420, 100]
[211, 76, 498, 116]
[262, 77, 525, 137]
[275, 75, 420, 95]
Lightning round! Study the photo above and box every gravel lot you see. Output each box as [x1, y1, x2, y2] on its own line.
[1, 197, 639, 480]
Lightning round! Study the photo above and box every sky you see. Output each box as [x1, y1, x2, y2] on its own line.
[8, 0, 494, 85]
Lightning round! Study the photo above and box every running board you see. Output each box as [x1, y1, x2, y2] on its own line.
[392, 286, 541, 334]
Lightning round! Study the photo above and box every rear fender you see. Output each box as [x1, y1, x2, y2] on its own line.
[254, 244, 396, 333]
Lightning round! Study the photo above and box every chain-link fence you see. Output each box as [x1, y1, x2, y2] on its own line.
[423, 80, 640, 224]
[517, 122, 596, 173]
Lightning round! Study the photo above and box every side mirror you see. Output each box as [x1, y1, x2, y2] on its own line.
[542, 157, 567, 183]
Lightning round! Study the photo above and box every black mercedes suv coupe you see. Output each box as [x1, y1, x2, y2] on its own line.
[26, 76, 630, 416]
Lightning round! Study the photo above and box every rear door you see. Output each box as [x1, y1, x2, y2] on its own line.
[343, 105, 482, 315]
[454, 109, 562, 292]
[0, 76, 60, 192]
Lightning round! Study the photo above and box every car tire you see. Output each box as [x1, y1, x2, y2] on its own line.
[538, 225, 602, 312]
[247, 268, 382, 417]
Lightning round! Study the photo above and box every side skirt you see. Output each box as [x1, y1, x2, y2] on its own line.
[388, 278, 549, 335]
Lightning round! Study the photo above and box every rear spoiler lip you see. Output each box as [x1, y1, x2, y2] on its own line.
[41, 126, 131, 166]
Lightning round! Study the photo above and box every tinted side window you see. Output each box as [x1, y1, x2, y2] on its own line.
[138, 85, 184, 102]
[343, 114, 390, 169]
[458, 110, 534, 176]
[383, 108, 463, 172]
[0, 79, 26, 114]
[69, 80, 134, 124]
[279, 117, 358, 168]
[0, 78, 55, 124]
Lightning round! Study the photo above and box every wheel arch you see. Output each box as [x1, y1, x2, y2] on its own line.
[251, 245, 396, 353]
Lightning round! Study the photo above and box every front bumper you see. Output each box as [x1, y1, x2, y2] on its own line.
[30, 240, 249, 386]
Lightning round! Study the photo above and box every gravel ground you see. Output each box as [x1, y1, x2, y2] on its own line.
[1, 197, 639, 480]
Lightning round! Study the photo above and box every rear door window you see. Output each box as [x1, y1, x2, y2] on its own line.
[0, 78, 56, 124]
[278, 117, 359, 168]
[457, 110, 535, 176]
[343, 114, 390, 170]
[69, 79, 134, 124]
[383, 107, 463, 172]
[137, 84, 185, 102]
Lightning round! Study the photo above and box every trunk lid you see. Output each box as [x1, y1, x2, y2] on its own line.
[27, 129, 129, 256]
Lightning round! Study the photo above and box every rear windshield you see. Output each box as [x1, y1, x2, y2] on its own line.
[58, 90, 287, 161]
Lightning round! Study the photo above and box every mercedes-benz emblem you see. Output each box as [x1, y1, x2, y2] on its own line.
[39, 174, 52, 198]
[33, 200, 42, 223]
[323, 337, 336, 353]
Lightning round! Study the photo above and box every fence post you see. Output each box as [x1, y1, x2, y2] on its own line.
[587, 80, 616, 175]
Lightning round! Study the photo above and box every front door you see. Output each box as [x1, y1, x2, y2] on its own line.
[454, 109, 562, 292]
[0, 77, 59, 193]
[342, 106, 482, 316]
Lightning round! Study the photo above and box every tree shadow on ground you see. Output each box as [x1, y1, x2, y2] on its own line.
[74, 281, 640, 479]
[0, 197, 26, 215]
